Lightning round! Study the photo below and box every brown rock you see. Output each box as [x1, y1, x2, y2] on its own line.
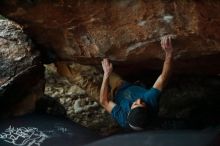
[0, 0, 219, 75]
[0, 19, 45, 117]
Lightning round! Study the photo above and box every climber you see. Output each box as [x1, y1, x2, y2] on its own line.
[99, 35, 174, 130]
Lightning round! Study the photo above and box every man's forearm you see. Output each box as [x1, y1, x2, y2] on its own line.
[100, 74, 110, 105]
[153, 53, 173, 91]
[161, 53, 173, 83]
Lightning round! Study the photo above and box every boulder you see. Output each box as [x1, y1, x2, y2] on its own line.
[0, 0, 219, 75]
[0, 19, 45, 117]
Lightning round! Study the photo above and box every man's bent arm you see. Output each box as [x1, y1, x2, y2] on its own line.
[153, 35, 174, 91]
[100, 59, 116, 113]
[153, 53, 173, 91]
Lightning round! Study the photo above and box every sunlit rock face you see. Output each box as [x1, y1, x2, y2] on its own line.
[0, 20, 45, 117]
[0, 0, 220, 75]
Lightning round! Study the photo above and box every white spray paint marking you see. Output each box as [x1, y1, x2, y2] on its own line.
[137, 20, 147, 26]
[126, 38, 159, 53]
[0, 126, 49, 146]
[39, 124, 73, 138]
[126, 34, 177, 53]
[163, 15, 174, 23]
[127, 41, 148, 52]
[54, 124, 68, 133]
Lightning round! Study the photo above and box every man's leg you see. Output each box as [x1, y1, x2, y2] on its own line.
[109, 72, 124, 99]
[55, 62, 124, 102]
[55, 62, 101, 101]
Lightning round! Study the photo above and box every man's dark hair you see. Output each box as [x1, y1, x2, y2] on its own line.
[127, 107, 149, 130]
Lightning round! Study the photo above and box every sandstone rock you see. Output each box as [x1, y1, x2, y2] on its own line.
[44, 62, 220, 134]
[1, 1, 219, 134]
[44, 64, 120, 134]
[55, 62, 102, 101]
[66, 85, 86, 96]
[0, 19, 44, 117]
[0, 0, 220, 74]
[73, 98, 99, 114]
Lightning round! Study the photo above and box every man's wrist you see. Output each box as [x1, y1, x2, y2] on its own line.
[165, 52, 173, 59]
[103, 73, 110, 78]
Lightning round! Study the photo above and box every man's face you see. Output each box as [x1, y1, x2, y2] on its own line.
[131, 99, 147, 110]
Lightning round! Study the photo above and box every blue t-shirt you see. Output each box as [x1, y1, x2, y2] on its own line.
[111, 82, 160, 128]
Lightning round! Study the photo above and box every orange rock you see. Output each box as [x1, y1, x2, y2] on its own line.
[0, 0, 219, 74]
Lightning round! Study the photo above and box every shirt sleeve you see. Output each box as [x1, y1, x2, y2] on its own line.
[143, 87, 161, 110]
[111, 105, 128, 128]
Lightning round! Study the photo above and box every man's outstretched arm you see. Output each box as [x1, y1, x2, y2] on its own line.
[153, 35, 174, 91]
[100, 59, 116, 113]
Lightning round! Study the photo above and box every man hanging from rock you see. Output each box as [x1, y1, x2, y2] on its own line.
[99, 35, 174, 130]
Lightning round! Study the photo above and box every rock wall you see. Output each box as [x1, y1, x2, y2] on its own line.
[0, 19, 45, 117]
[0, 0, 219, 75]
[0, 2, 220, 132]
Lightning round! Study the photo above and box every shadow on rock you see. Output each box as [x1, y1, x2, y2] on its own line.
[35, 95, 67, 117]
[158, 75, 220, 130]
